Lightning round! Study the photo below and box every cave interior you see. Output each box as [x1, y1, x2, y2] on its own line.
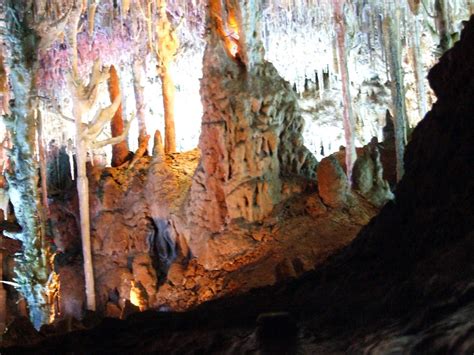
[0, 0, 473, 353]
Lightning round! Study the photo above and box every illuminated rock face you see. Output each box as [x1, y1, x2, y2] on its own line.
[187, 29, 317, 236]
[317, 154, 350, 208]
[85, 154, 185, 314]
[317, 142, 394, 209]
[41, 1, 392, 319]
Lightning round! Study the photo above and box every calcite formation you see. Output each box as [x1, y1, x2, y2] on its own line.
[318, 141, 394, 209]
[39, 0, 392, 321]
[186, 9, 317, 245]
[47, 122, 382, 317]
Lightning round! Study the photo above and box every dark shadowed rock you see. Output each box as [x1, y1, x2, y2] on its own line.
[1, 317, 43, 347]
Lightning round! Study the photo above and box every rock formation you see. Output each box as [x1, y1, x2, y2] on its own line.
[37, 1, 391, 318]
[318, 141, 394, 208]
[186, 0, 316, 255]
[5, 15, 473, 354]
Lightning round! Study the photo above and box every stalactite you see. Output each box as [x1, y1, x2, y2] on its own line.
[0, 180, 9, 221]
[160, 67, 176, 154]
[37, 109, 49, 215]
[36, 109, 51, 278]
[364, 4, 374, 68]
[317, 67, 324, 99]
[435, 0, 452, 54]
[334, 0, 356, 185]
[377, 12, 390, 82]
[3, 1, 52, 328]
[88, 1, 98, 36]
[0, 50, 9, 115]
[108, 65, 130, 167]
[132, 59, 148, 147]
[67, 138, 74, 181]
[383, 5, 408, 181]
[146, 0, 154, 52]
[408, 3, 428, 119]
[130, 4, 149, 149]
[408, 0, 421, 14]
[332, 36, 339, 75]
[0, 251, 6, 334]
[122, 0, 131, 16]
[156, 0, 179, 154]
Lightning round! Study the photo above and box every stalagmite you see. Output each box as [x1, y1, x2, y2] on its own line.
[334, 0, 357, 185]
[128, 134, 150, 169]
[152, 129, 165, 158]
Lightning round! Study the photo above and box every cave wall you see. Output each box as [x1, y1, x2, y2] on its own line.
[186, 1, 317, 242]
[48, 150, 198, 317]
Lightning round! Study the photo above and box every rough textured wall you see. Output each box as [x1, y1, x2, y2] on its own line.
[317, 141, 394, 209]
[87, 151, 191, 314]
[47, 149, 200, 318]
[187, 14, 316, 236]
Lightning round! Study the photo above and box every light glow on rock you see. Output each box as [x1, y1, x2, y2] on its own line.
[130, 281, 145, 311]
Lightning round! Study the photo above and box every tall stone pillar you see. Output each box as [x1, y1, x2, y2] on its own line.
[185, 0, 317, 264]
